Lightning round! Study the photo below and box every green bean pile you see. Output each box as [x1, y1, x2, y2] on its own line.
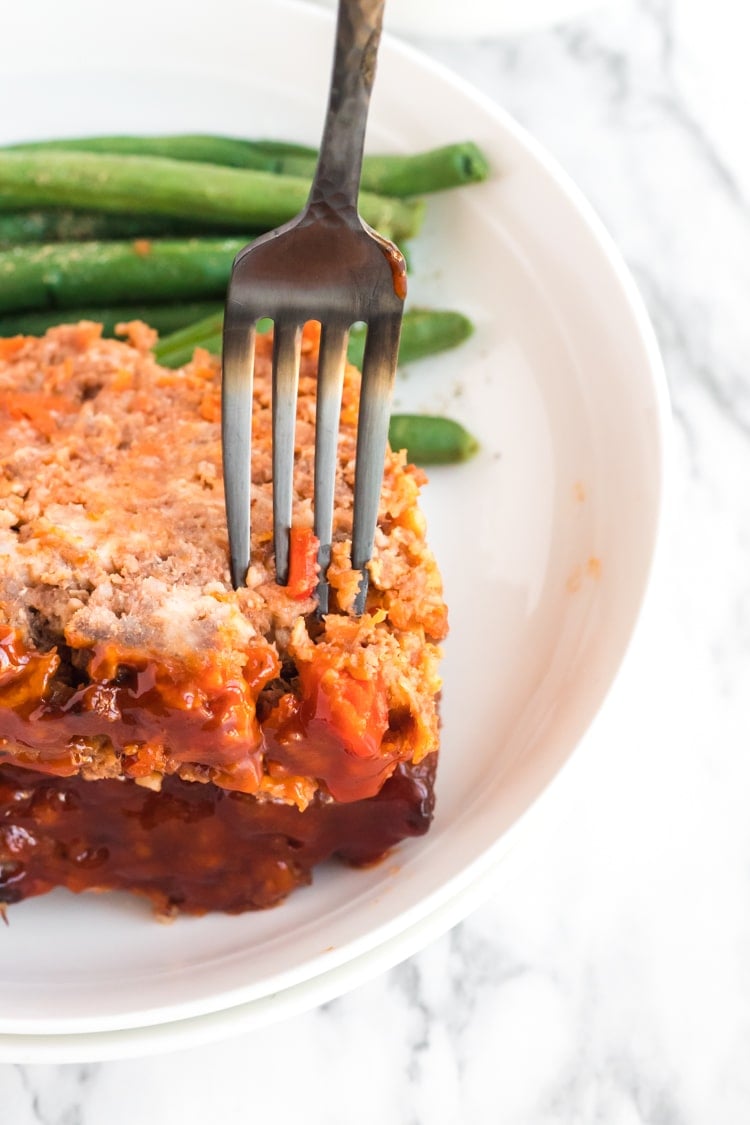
[0, 133, 486, 464]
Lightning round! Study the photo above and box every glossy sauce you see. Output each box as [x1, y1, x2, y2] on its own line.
[264, 658, 399, 802]
[0, 627, 400, 803]
[385, 243, 408, 301]
[0, 754, 436, 915]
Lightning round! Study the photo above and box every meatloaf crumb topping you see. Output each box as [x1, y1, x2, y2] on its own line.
[0, 321, 447, 808]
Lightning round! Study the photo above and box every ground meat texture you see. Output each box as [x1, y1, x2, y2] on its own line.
[0, 321, 447, 914]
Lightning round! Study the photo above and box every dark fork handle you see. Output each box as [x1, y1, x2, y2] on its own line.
[308, 0, 386, 216]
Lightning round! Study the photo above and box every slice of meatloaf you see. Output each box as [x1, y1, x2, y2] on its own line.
[0, 320, 447, 914]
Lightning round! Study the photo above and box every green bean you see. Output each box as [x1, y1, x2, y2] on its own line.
[156, 330, 223, 368]
[272, 142, 490, 197]
[0, 301, 222, 338]
[0, 238, 246, 314]
[0, 151, 423, 242]
[347, 309, 473, 370]
[6, 136, 490, 197]
[387, 414, 479, 464]
[6, 135, 290, 167]
[0, 209, 260, 248]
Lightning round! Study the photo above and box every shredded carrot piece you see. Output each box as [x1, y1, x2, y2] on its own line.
[123, 743, 163, 779]
[0, 390, 75, 437]
[301, 320, 322, 355]
[285, 526, 320, 599]
[199, 390, 221, 422]
[0, 337, 28, 360]
[71, 322, 103, 350]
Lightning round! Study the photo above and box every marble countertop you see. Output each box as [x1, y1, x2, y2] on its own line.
[3, 0, 748, 1119]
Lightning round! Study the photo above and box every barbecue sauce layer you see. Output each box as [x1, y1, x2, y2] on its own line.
[0, 755, 436, 916]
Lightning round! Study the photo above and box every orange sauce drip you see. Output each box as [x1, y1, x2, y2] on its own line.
[263, 652, 397, 802]
[0, 627, 396, 804]
[385, 243, 408, 301]
[0, 627, 276, 786]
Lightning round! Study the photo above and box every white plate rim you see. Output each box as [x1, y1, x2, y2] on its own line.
[0, 0, 671, 1047]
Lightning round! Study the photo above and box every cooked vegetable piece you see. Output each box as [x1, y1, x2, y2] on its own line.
[0, 209, 261, 247]
[347, 309, 473, 370]
[0, 151, 423, 241]
[0, 301, 222, 337]
[6, 136, 490, 197]
[387, 413, 479, 464]
[0, 239, 246, 314]
[284, 527, 320, 599]
[151, 313, 224, 366]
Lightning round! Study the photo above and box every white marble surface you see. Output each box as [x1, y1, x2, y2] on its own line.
[3, 0, 749, 1119]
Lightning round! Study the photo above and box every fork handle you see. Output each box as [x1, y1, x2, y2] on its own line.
[308, 0, 386, 215]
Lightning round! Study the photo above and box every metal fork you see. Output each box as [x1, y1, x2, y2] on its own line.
[221, 0, 405, 615]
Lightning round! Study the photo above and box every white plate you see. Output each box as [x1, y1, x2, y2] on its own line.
[0, 0, 668, 1052]
[0, 820, 529, 1062]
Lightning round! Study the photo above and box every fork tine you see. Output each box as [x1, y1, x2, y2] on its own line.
[351, 312, 402, 614]
[222, 304, 256, 589]
[272, 320, 303, 586]
[313, 322, 349, 615]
